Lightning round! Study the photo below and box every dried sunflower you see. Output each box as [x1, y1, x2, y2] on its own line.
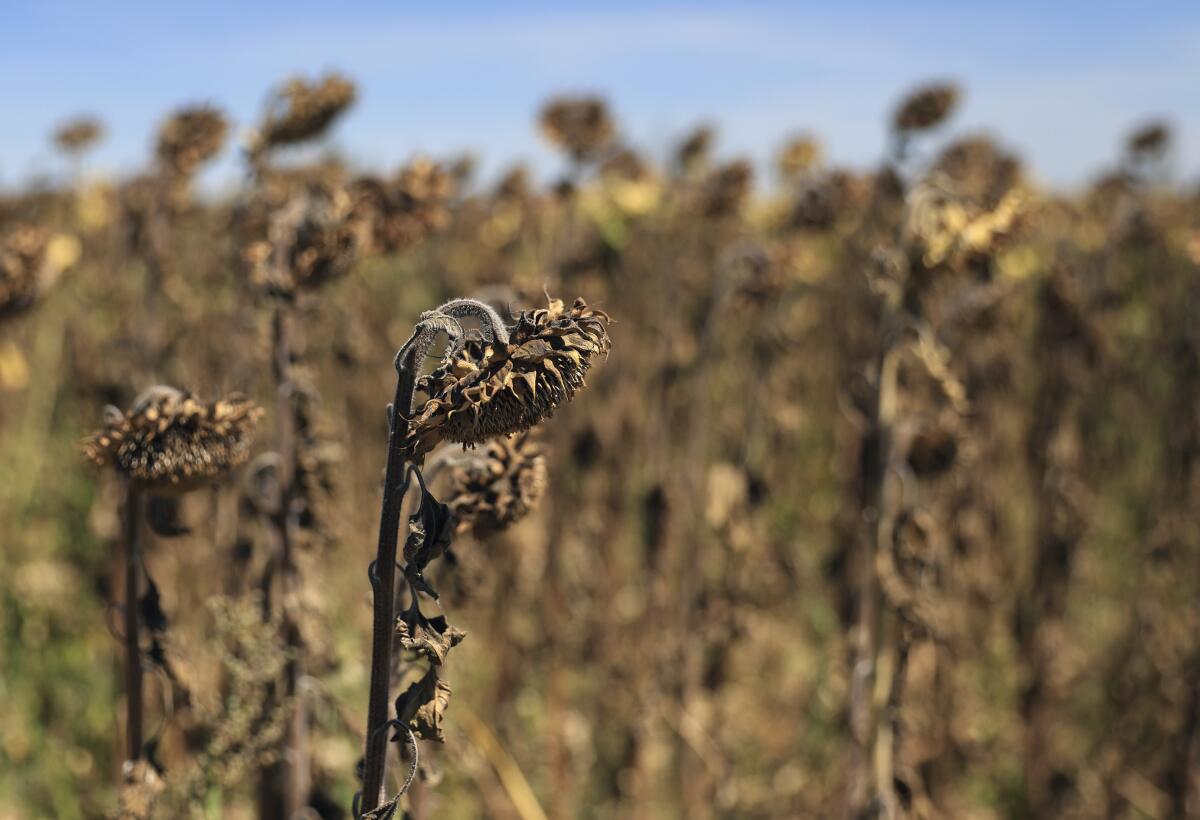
[445, 433, 548, 538]
[893, 83, 960, 133]
[777, 134, 823, 181]
[83, 386, 263, 493]
[156, 105, 229, 178]
[244, 182, 362, 295]
[404, 297, 611, 460]
[702, 160, 754, 218]
[674, 125, 714, 176]
[0, 225, 80, 321]
[351, 157, 457, 254]
[53, 116, 104, 154]
[538, 95, 615, 162]
[253, 72, 357, 152]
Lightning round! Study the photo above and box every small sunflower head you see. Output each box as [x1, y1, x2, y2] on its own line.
[52, 116, 104, 155]
[404, 296, 611, 460]
[252, 72, 357, 153]
[445, 433, 548, 538]
[674, 125, 714, 176]
[777, 134, 823, 182]
[82, 386, 264, 493]
[1126, 121, 1171, 160]
[156, 105, 229, 178]
[0, 225, 80, 322]
[538, 95, 616, 162]
[892, 83, 960, 133]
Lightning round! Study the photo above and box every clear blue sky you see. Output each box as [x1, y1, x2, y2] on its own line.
[2, 1, 1198, 191]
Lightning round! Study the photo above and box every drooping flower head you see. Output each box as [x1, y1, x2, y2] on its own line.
[52, 116, 104, 155]
[892, 83, 960, 134]
[0, 225, 80, 322]
[156, 105, 229, 178]
[402, 297, 611, 460]
[445, 433, 548, 538]
[83, 386, 263, 493]
[538, 95, 616, 162]
[252, 72, 357, 154]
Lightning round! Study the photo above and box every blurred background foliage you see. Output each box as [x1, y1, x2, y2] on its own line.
[1, 75, 1199, 819]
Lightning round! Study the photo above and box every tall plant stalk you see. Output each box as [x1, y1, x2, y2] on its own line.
[121, 481, 145, 763]
[360, 343, 420, 812]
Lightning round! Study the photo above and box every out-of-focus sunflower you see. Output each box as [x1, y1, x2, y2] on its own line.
[243, 183, 362, 296]
[52, 116, 104, 155]
[252, 72, 357, 153]
[156, 105, 229, 178]
[538, 95, 616, 162]
[892, 83, 960, 133]
[351, 157, 457, 254]
[405, 297, 611, 460]
[82, 386, 263, 493]
[445, 433, 548, 538]
[0, 225, 80, 321]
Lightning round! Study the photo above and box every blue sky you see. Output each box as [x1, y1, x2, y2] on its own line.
[2, 1, 1198, 191]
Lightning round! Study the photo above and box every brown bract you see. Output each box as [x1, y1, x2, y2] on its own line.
[405, 297, 611, 460]
[893, 83, 960, 132]
[82, 385, 263, 493]
[446, 433, 548, 538]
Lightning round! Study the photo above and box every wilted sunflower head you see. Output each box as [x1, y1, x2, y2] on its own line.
[0, 225, 80, 322]
[156, 105, 229, 178]
[892, 83, 960, 133]
[1126, 121, 1171, 158]
[52, 116, 104, 154]
[253, 72, 357, 153]
[82, 385, 263, 493]
[674, 125, 714, 176]
[350, 156, 457, 254]
[777, 134, 823, 181]
[244, 182, 361, 296]
[403, 296, 612, 460]
[445, 433, 548, 538]
[538, 95, 616, 162]
[702, 160, 754, 218]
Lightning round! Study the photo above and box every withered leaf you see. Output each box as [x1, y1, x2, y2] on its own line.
[396, 604, 465, 666]
[394, 667, 452, 743]
[402, 485, 454, 598]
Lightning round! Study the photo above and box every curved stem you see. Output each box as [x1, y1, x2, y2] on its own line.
[360, 344, 420, 812]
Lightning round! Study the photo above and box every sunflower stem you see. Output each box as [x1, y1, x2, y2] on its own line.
[361, 342, 420, 812]
[121, 481, 144, 763]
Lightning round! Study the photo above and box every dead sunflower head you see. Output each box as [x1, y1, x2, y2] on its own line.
[82, 386, 264, 493]
[445, 433, 548, 538]
[892, 83, 960, 133]
[156, 105, 229, 178]
[0, 225, 80, 322]
[351, 157, 457, 254]
[674, 125, 714, 176]
[253, 72, 357, 153]
[244, 182, 362, 296]
[52, 116, 104, 155]
[1126, 121, 1171, 159]
[403, 296, 611, 460]
[777, 134, 823, 182]
[538, 95, 616, 162]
